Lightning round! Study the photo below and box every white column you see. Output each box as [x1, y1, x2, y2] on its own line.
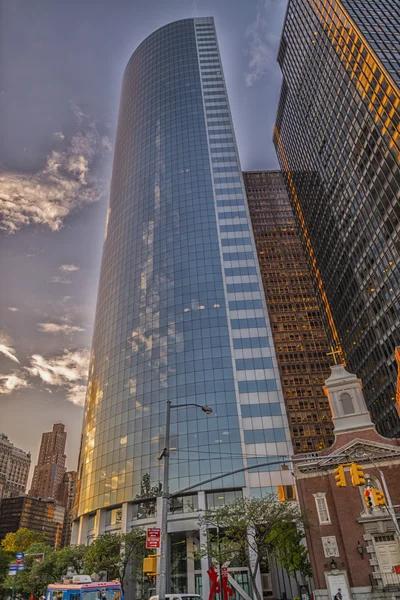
[198, 491, 210, 600]
[70, 519, 79, 546]
[77, 514, 89, 545]
[186, 535, 196, 593]
[121, 502, 133, 533]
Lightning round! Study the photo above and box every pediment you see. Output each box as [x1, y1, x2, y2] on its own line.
[296, 438, 400, 474]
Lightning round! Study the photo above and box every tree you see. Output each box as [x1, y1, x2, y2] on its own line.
[83, 529, 146, 589]
[200, 495, 308, 600]
[0, 547, 13, 587]
[267, 522, 312, 584]
[0, 541, 88, 597]
[1, 528, 46, 552]
[54, 545, 87, 577]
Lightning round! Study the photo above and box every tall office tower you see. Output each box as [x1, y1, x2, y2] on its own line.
[244, 171, 334, 453]
[29, 423, 67, 501]
[0, 434, 31, 500]
[274, 0, 400, 437]
[60, 471, 77, 547]
[73, 18, 292, 598]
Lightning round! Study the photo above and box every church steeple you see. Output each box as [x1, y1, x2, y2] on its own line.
[323, 364, 374, 434]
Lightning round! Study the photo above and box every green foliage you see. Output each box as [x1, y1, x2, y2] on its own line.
[0, 541, 88, 596]
[200, 495, 308, 600]
[1, 528, 46, 552]
[83, 529, 146, 587]
[268, 522, 312, 582]
[0, 547, 13, 585]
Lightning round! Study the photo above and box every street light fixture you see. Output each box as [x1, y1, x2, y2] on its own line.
[158, 400, 213, 600]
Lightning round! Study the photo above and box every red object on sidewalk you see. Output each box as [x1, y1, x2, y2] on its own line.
[207, 566, 221, 600]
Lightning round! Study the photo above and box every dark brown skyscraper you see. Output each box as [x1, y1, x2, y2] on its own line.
[29, 423, 66, 501]
[244, 171, 334, 452]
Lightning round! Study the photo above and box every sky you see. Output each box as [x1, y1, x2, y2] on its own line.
[0, 0, 287, 480]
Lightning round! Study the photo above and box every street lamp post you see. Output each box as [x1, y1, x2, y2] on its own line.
[158, 400, 212, 600]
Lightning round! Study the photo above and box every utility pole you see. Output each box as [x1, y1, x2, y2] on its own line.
[378, 468, 400, 540]
[158, 400, 171, 600]
[158, 402, 212, 600]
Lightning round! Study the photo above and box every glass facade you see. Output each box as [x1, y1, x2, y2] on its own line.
[274, 0, 400, 437]
[76, 18, 291, 518]
[244, 171, 334, 453]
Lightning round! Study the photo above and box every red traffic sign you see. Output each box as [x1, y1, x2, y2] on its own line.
[146, 527, 161, 549]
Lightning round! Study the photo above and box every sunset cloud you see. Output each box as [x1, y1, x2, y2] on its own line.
[0, 333, 19, 363]
[60, 264, 80, 272]
[38, 322, 86, 335]
[0, 105, 112, 233]
[7, 307, 19, 312]
[0, 373, 29, 394]
[26, 348, 89, 406]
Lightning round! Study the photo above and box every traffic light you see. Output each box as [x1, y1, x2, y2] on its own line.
[364, 488, 374, 509]
[277, 485, 296, 502]
[143, 556, 157, 575]
[277, 486, 285, 502]
[350, 463, 366, 487]
[334, 465, 346, 487]
[371, 488, 386, 506]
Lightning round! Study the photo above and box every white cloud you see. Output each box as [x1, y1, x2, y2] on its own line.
[54, 132, 65, 140]
[0, 105, 112, 233]
[26, 348, 89, 406]
[66, 383, 88, 407]
[52, 276, 72, 284]
[245, 0, 285, 86]
[38, 322, 86, 335]
[0, 373, 29, 394]
[0, 332, 19, 363]
[7, 307, 19, 312]
[59, 264, 80, 272]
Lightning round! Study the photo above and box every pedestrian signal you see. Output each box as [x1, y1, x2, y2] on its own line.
[143, 556, 157, 575]
[349, 463, 366, 487]
[364, 489, 374, 509]
[371, 488, 386, 506]
[334, 465, 346, 487]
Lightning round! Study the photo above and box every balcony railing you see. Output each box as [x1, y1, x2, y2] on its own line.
[370, 572, 400, 590]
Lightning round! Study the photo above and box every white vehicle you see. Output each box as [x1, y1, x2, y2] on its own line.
[149, 595, 202, 600]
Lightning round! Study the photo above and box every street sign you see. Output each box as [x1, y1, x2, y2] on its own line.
[146, 527, 161, 549]
[16, 552, 24, 562]
[17, 564, 24, 571]
[8, 570, 17, 576]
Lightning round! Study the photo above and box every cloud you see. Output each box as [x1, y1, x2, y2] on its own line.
[0, 373, 29, 394]
[0, 332, 19, 363]
[245, 0, 285, 86]
[54, 132, 65, 141]
[0, 105, 112, 233]
[26, 348, 89, 406]
[52, 276, 72, 284]
[66, 383, 88, 407]
[38, 322, 86, 335]
[7, 307, 19, 312]
[59, 264, 80, 272]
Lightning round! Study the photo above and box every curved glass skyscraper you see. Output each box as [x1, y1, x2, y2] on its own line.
[74, 17, 292, 597]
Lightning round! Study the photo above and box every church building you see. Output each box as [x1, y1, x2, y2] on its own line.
[294, 364, 400, 600]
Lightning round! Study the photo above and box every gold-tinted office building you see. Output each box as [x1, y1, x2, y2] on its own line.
[244, 171, 334, 453]
[274, 0, 400, 437]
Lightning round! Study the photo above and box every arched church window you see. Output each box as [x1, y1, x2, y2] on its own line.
[340, 392, 355, 415]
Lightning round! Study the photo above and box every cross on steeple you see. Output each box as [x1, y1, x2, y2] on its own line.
[327, 346, 342, 365]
